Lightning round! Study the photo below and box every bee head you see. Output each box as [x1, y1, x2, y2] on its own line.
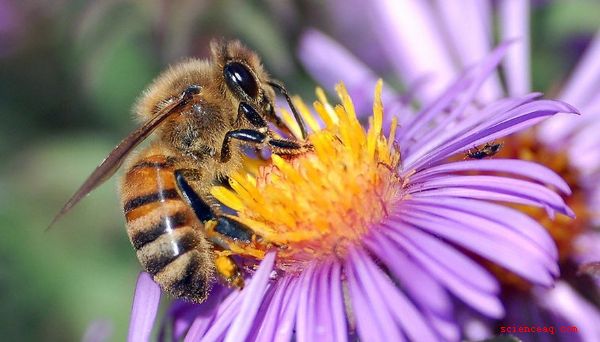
[211, 39, 276, 119]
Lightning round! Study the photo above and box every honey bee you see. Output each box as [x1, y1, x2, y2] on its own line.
[50, 40, 311, 303]
[466, 142, 503, 159]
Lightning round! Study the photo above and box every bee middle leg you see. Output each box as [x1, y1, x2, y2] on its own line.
[175, 170, 258, 288]
[220, 129, 312, 163]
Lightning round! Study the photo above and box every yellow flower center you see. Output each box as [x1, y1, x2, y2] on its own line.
[212, 81, 402, 273]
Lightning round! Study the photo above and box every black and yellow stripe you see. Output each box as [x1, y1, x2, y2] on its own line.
[121, 150, 213, 303]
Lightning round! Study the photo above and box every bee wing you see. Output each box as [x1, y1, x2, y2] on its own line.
[47, 86, 200, 230]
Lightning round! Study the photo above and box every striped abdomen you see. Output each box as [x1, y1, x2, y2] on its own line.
[121, 153, 213, 303]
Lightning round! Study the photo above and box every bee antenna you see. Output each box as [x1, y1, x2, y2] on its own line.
[267, 80, 308, 140]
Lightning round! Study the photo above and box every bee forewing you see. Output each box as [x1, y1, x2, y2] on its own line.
[47, 88, 198, 230]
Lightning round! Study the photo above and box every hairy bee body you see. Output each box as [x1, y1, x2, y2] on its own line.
[121, 144, 214, 302]
[53, 39, 310, 303]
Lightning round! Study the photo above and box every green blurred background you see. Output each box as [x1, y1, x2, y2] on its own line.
[1, 1, 599, 340]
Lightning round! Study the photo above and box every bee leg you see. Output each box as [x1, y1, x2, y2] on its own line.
[267, 80, 308, 140]
[239, 98, 301, 142]
[239, 102, 268, 128]
[220, 129, 268, 163]
[225, 102, 312, 162]
[206, 217, 260, 289]
[265, 105, 296, 138]
[220, 128, 312, 163]
[205, 218, 255, 289]
[214, 253, 245, 289]
[267, 138, 313, 156]
[175, 170, 259, 288]
[175, 170, 256, 241]
[174, 170, 215, 222]
[207, 232, 246, 288]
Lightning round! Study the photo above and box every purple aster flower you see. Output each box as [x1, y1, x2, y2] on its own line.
[126, 43, 576, 341]
[297, 1, 600, 340]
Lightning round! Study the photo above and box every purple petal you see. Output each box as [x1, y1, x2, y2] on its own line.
[395, 209, 556, 286]
[406, 99, 578, 170]
[298, 29, 398, 115]
[165, 285, 228, 341]
[395, 226, 499, 293]
[176, 310, 214, 342]
[398, 204, 559, 277]
[83, 320, 113, 342]
[314, 263, 335, 341]
[411, 187, 566, 217]
[254, 276, 303, 342]
[536, 282, 600, 341]
[297, 262, 344, 342]
[364, 236, 460, 339]
[499, 0, 531, 96]
[399, 202, 557, 273]
[423, 311, 460, 342]
[567, 119, 600, 173]
[252, 277, 293, 342]
[537, 94, 600, 149]
[404, 92, 542, 160]
[538, 30, 600, 146]
[400, 42, 512, 147]
[297, 29, 414, 132]
[370, 0, 457, 104]
[411, 174, 572, 217]
[241, 285, 279, 341]
[346, 248, 406, 341]
[329, 262, 348, 342]
[364, 234, 452, 316]
[224, 252, 276, 342]
[295, 263, 318, 342]
[560, 29, 600, 109]
[503, 294, 551, 341]
[272, 276, 302, 341]
[404, 196, 557, 260]
[574, 232, 600, 266]
[185, 291, 242, 342]
[410, 159, 571, 194]
[436, 0, 503, 101]
[373, 230, 504, 318]
[128, 272, 161, 342]
[358, 247, 441, 341]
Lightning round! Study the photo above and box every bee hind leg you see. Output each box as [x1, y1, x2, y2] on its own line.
[175, 170, 259, 289]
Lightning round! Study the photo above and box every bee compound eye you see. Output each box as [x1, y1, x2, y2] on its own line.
[224, 62, 259, 99]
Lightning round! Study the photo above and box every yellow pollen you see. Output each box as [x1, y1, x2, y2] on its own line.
[211, 81, 403, 273]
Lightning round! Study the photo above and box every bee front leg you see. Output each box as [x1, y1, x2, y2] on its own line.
[267, 80, 308, 140]
[220, 128, 312, 163]
[221, 102, 312, 163]
[220, 129, 268, 163]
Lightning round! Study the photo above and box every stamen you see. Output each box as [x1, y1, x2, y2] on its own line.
[212, 80, 403, 273]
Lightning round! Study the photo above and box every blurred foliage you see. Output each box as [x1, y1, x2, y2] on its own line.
[0, 0, 599, 340]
